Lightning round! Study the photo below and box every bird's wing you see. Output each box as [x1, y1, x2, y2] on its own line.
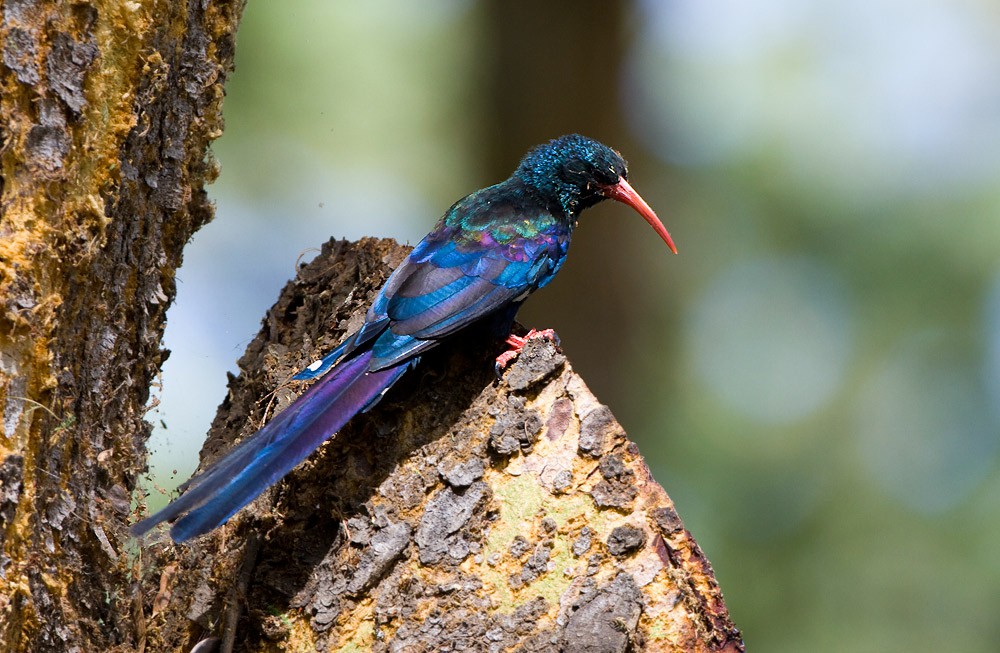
[385, 222, 565, 341]
[299, 193, 569, 375]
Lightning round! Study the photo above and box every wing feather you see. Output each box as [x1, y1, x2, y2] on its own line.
[359, 197, 569, 370]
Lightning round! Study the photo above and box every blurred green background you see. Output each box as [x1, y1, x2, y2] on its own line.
[145, 1, 1000, 650]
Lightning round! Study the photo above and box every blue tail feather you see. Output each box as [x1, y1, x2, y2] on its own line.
[132, 348, 407, 541]
[291, 339, 350, 380]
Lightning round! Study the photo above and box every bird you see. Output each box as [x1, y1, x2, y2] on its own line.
[131, 134, 677, 542]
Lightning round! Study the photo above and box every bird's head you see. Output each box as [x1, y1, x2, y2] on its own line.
[517, 134, 677, 253]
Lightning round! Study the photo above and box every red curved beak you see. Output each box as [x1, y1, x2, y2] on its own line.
[602, 178, 677, 254]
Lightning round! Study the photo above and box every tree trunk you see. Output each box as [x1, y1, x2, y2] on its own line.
[0, 1, 243, 650]
[139, 237, 743, 652]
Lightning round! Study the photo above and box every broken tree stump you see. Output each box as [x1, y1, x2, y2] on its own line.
[136, 237, 743, 653]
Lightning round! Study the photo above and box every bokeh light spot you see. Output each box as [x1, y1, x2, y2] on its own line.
[857, 330, 999, 514]
[686, 257, 853, 424]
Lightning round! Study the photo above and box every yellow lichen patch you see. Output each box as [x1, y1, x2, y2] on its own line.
[67, 0, 172, 241]
[520, 526, 576, 607]
[274, 612, 318, 653]
[0, 0, 170, 353]
[473, 449, 615, 613]
[333, 600, 376, 652]
[642, 608, 696, 651]
[640, 579, 695, 644]
[483, 474, 544, 556]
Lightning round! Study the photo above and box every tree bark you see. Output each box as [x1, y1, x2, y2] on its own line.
[0, 1, 243, 650]
[139, 238, 743, 652]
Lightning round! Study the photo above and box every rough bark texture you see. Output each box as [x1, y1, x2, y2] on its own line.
[139, 238, 744, 653]
[0, 1, 243, 650]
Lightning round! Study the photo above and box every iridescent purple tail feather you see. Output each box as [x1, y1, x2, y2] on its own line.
[131, 349, 409, 542]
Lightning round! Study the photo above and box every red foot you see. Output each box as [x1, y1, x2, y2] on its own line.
[495, 328, 560, 374]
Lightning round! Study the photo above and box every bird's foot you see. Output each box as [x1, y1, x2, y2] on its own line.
[495, 328, 560, 375]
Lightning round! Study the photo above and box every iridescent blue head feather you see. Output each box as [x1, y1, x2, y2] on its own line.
[515, 134, 629, 218]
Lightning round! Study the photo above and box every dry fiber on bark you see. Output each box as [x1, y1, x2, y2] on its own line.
[137, 237, 743, 653]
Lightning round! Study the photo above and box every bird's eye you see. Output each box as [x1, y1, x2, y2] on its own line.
[593, 167, 618, 185]
[562, 159, 589, 177]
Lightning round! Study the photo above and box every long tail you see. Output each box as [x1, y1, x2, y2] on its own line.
[131, 348, 408, 542]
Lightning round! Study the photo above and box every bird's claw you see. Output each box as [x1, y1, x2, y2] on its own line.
[495, 328, 560, 376]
